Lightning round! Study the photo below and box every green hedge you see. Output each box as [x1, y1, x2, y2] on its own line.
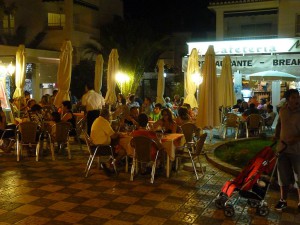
[214, 139, 275, 168]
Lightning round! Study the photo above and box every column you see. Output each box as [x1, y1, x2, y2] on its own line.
[272, 81, 281, 112]
[234, 71, 242, 100]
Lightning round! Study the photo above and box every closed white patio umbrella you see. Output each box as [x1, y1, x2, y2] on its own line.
[184, 48, 199, 109]
[196, 45, 219, 129]
[54, 40, 73, 108]
[105, 49, 119, 106]
[13, 45, 26, 99]
[218, 55, 235, 107]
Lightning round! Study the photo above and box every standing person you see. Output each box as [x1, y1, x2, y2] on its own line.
[81, 83, 105, 135]
[274, 89, 300, 211]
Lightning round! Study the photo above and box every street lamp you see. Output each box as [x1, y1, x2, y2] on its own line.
[116, 71, 130, 94]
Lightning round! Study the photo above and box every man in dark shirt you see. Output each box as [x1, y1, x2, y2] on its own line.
[232, 99, 243, 113]
[242, 103, 259, 117]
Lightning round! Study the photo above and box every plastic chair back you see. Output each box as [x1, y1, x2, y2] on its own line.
[131, 136, 158, 162]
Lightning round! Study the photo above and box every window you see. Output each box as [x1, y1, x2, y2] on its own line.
[1, 14, 14, 31]
[47, 13, 65, 29]
[296, 14, 300, 35]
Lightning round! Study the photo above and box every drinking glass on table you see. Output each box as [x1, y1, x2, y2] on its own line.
[155, 130, 164, 142]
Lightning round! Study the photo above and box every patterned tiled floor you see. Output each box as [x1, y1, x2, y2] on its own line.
[0, 139, 299, 225]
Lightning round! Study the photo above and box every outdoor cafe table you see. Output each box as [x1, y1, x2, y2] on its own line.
[118, 132, 184, 178]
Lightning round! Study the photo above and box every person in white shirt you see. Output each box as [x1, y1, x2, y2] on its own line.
[81, 83, 105, 135]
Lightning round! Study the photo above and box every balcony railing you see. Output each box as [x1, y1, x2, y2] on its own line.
[223, 35, 278, 40]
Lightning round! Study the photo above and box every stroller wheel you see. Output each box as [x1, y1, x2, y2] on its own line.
[247, 199, 259, 208]
[224, 205, 235, 217]
[257, 205, 269, 216]
[215, 196, 227, 209]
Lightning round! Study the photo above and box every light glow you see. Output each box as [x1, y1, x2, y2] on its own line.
[116, 72, 130, 83]
[191, 72, 203, 86]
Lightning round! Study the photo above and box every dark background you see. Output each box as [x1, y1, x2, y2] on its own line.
[123, 0, 215, 37]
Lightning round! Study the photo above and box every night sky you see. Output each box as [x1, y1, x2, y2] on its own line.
[123, 0, 215, 38]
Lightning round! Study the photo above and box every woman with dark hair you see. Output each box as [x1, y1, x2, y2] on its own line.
[28, 104, 44, 126]
[175, 106, 192, 126]
[153, 108, 177, 133]
[61, 100, 76, 136]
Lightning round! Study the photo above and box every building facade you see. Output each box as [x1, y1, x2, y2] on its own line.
[183, 0, 300, 107]
[0, 0, 123, 101]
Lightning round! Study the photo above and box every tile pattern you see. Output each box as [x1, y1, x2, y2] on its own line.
[0, 139, 299, 225]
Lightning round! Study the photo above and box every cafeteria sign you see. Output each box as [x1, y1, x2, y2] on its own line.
[182, 54, 300, 76]
[188, 38, 300, 55]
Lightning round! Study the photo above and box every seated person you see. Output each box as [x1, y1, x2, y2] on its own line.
[153, 108, 177, 133]
[0, 106, 16, 153]
[61, 100, 76, 136]
[240, 101, 249, 113]
[175, 106, 192, 126]
[123, 106, 139, 129]
[264, 104, 276, 127]
[27, 99, 37, 110]
[242, 103, 259, 118]
[182, 103, 196, 121]
[257, 98, 267, 112]
[141, 97, 153, 117]
[127, 94, 140, 109]
[27, 104, 44, 127]
[113, 97, 130, 120]
[232, 99, 243, 113]
[47, 112, 61, 138]
[132, 113, 163, 161]
[164, 97, 173, 109]
[90, 108, 125, 172]
[149, 103, 162, 122]
[248, 95, 259, 107]
[12, 97, 28, 119]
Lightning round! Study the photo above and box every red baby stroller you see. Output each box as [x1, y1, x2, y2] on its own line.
[214, 142, 284, 217]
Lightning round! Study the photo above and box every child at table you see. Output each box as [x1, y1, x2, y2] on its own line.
[132, 113, 163, 161]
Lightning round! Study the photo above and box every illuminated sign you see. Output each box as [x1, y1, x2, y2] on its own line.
[187, 38, 300, 55]
[182, 54, 300, 76]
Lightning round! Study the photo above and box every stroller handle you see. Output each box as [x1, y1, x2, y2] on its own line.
[270, 141, 287, 156]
